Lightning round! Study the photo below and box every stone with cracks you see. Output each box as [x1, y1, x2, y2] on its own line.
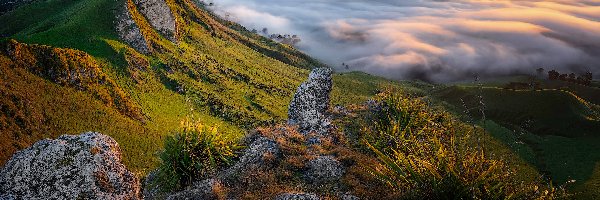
[115, 2, 150, 54]
[0, 132, 141, 199]
[288, 68, 333, 136]
[133, 0, 177, 42]
[275, 193, 320, 200]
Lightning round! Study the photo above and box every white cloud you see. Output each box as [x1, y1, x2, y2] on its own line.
[209, 0, 600, 81]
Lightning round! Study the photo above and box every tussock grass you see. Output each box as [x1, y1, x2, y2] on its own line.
[362, 92, 569, 199]
[154, 119, 242, 191]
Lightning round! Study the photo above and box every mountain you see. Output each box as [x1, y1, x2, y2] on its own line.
[0, 0, 398, 175]
[1, 0, 599, 199]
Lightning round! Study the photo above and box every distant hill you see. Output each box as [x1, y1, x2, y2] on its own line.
[427, 78, 600, 198]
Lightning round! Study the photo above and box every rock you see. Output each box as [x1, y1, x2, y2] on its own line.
[143, 170, 162, 200]
[0, 194, 15, 200]
[275, 193, 320, 200]
[166, 179, 221, 200]
[133, 0, 177, 42]
[0, 0, 34, 15]
[341, 194, 360, 200]
[220, 136, 279, 180]
[288, 68, 333, 136]
[305, 156, 344, 184]
[0, 132, 141, 199]
[115, 2, 150, 54]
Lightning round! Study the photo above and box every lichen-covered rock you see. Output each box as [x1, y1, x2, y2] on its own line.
[0, 132, 141, 199]
[220, 136, 279, 179]
[275, 193, 320, 200]
[288, 68, 333, 135]
[341, 194, 360, 200]
[305, 156, 344, 183]
[166, 179, 221, 200]
[133, 0, 177, 42]
[115, 2, 150, 54]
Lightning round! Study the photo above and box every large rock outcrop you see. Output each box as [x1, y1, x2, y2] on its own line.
[0, 132, 141, 199]
[288, 68, 333, 135]
[133, 0, 177, 42]
[115, 2, 150, 54]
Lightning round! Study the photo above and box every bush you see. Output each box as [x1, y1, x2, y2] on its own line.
[155, 121, 241, 191]
[363, 92, 566, 199]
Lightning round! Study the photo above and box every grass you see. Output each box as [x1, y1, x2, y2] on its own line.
[362, 92, 567, 199]
[154, 120, 241, 191]
[433, 86, 599, 137]
[0, 0, 408, 178]
[2, 0, 598, 198]
[331, 71, 406, 106]
[429, 84, 600, 198]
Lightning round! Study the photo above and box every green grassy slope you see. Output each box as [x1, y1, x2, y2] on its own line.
[433, 86, 599, 137]
[2, 0, 598, 197]
[0, 0, 404, 175]
[430, 85, 600, 197]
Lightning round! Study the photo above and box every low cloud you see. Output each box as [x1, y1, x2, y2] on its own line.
[206, 0, 600, 82]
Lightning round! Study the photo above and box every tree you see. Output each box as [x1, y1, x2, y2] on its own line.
[548, 70, 559, 80]
[536, 68, 545, 78]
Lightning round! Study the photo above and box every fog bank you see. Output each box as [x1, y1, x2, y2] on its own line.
[206, 0, 600, 82]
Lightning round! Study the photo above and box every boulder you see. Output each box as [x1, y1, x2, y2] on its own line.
[166, 179, 221, 200]
[0, 132, 141, 199]
[341, 194, 360, 200]
[220, 136, 279, 180]
[288, 68, 333, 136]
[133, 0, 177, 41]
[275, 193, 320, 200]
[115, 2, 150, 54]
[305, 156, 344, 184]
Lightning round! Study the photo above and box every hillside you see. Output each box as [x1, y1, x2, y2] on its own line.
[0, 0, 406, 175]
[428, 82, 600, 199]
[1, 0, 598, 199]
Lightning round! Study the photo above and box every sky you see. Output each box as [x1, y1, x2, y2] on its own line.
[205, 0, 600, 82]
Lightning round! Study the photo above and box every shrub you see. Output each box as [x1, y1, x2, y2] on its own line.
[155, 120, 241, 191]
[363, 92, 566, 199]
